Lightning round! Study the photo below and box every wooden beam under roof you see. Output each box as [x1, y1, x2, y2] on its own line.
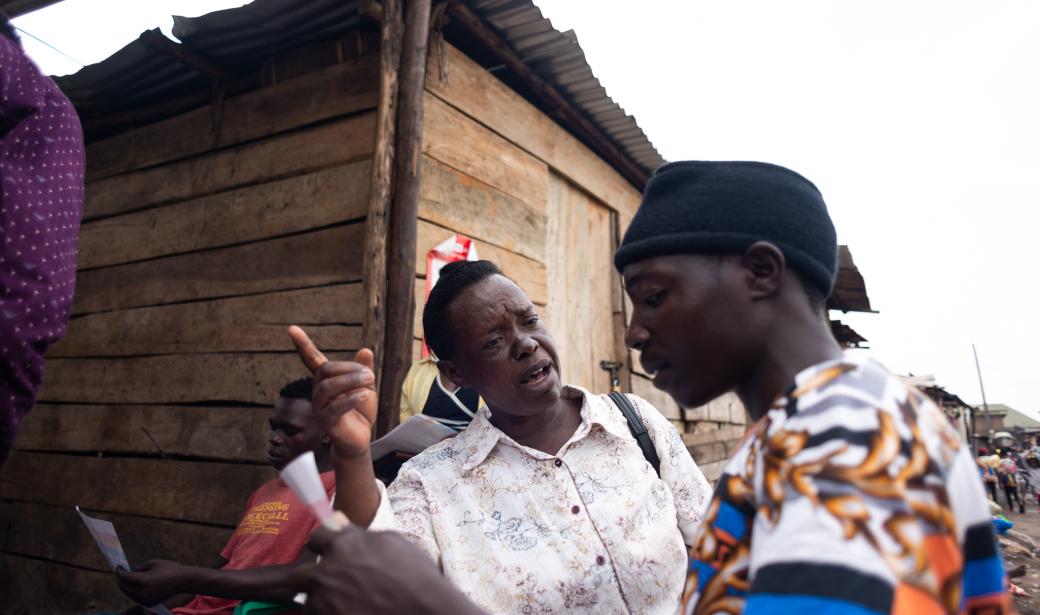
[828, 245, 875, 313]
[830, 319, 868, 349]
[139, 29, 227, 80]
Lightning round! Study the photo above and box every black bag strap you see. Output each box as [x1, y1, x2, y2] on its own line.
[608, 391, 661, 478]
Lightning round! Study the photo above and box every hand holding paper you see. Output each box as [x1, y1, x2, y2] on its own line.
[280, 451, 347, 531]
[280, 450, 347, 607]
[77, 507, 173, 615]
[114, 560, 185, 610]
[77, 506, 130, 570]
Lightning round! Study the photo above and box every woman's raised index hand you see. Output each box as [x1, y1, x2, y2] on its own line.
[287, 326, 379, 460]
[289, 325, 328, 373]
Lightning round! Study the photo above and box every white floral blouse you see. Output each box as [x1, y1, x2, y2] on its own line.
[368, 385, 712, 614]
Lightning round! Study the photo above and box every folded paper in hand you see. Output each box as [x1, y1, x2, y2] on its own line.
[279, 451, 342, 531]
[77, 507, 173, 615]
[280, 451, 347, 607]
[370, 414, 459, 461]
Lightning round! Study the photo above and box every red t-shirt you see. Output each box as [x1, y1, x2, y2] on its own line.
[173, 471, 336, 615]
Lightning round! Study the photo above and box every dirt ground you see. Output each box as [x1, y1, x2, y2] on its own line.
[995, 499, 1040, 613]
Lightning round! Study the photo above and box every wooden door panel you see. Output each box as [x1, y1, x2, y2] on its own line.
[546, 174, 620, 394]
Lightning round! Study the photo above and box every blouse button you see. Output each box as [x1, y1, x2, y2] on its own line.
[596, 555, 606, 566]
[571, 505, 580, 514]
[554, 459, 562, 467]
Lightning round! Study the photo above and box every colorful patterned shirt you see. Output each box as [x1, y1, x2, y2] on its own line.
[0, 25, 84, 462]
[369, 386, 712, 614]
[682, 354, 1010, 614]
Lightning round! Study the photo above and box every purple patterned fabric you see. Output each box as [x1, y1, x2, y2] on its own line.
[0, 27, 84, 462]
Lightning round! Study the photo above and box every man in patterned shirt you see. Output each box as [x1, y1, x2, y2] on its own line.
[614, 160, 1010, 614]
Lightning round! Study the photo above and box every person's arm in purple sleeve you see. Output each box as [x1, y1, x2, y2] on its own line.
[0, 24, 85, 463]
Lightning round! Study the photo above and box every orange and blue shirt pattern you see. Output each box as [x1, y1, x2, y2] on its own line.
[682, 355, 1011, 615]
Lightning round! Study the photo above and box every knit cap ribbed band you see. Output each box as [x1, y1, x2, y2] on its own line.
[614, 160, 838, 296]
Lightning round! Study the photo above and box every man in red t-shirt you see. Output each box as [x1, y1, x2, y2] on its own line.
[114, 378, 334, 615]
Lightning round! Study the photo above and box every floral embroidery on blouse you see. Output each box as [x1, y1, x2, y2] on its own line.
[369, 385, 712, 614]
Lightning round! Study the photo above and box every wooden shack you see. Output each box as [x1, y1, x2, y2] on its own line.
[0, 1, 751, 611]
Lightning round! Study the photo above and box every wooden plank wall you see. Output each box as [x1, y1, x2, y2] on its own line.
[411, 43, 635, 365]
[0, 40, 381, 613]
[418, 43, 747, 481]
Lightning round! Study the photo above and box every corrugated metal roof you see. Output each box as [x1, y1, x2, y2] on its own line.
[51, 0, 662, 179]
[54, 0, 360, 117]
[922, 385, 972, 410]
[466, 0, 665, 174]
[171, 0, 362, 71]
[54, 28, 210, 116]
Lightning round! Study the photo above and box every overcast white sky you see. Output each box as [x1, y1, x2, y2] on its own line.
[13, 0, 1040, 417]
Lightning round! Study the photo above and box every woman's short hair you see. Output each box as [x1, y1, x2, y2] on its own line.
[423, 260, 503, 361]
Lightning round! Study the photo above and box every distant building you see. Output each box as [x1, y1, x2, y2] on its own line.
[901, 375, 974, 444]
[973, 403, 1040, 448]
[927, 385, 974, 444]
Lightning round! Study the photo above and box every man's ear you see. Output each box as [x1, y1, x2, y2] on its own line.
[437, 360, 470, 390]
[741, 241, 785, 300]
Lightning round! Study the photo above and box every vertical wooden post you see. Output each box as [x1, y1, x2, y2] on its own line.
[608, 209, 633, 394]
[376, 0, 433, 437]
[361, 0, 403, 372]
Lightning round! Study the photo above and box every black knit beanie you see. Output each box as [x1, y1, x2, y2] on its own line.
[614, 160, 838, 296]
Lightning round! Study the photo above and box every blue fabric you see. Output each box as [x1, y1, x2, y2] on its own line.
[962, 556, 1006, 599]
[993, 516, 1013, 535]
[744, 593, 885, 615]
[692, 559, 717, 592]
[715, 501, 748, 541]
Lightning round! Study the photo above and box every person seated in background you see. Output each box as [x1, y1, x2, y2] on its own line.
[287, 258, 712, 614]
[115, 378, 333, 615]
[399, 355, 481, 431]
[374, 356, 482, 482]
